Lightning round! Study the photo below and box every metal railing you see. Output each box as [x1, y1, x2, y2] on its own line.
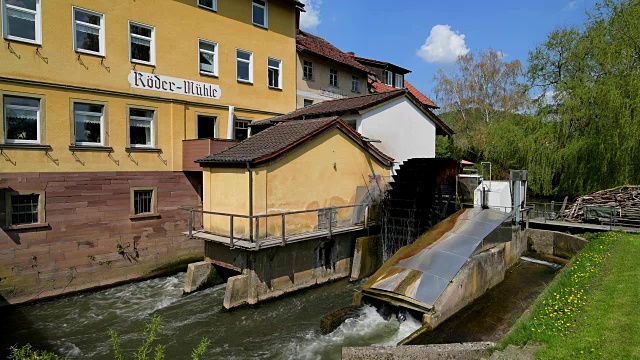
[186, 204, 370, 249]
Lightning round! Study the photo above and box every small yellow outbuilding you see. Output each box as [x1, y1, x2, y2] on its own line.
[197, 116, 393, 240]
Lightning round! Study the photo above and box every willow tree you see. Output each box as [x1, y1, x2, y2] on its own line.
[433, 49, 530, 177]
[526, 0, 640, 196]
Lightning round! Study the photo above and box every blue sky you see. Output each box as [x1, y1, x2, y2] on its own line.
[299, 0, 598, 101]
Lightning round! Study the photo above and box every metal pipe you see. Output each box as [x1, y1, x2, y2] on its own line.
[230, 215, 235, 248]
[248, 162, 253, 243]
[188, 209, 193, 238]
[281, 214, 286, 246]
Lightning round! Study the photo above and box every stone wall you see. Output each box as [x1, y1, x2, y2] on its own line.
[209, 232, 358, 309]
[0, 171, 203, 305]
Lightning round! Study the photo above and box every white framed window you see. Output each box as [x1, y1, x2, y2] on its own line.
[329, 69, 338, 87]
[73, 103, 104, 146]
[198, 0, 217, 11]
[303, 60, 314, 80]
[199, 39, 218, 76]
[2, 0, 41, 44]
[385, 70, 393, 86]
[3, 95, 40, 144]
[72, 7, 105, 56]
[236, 49, 253, 83]
[234, 120, 250, 141]
[351, 76, 360, 93]
[395, 74, 404, 88]
[268, 57, 282, 89]
[252, 0, 268, 28]
[129, 21, 155, 66]
[128, 108, 155, 148]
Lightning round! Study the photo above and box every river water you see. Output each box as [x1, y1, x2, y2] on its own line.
[1, 275, 420, 359]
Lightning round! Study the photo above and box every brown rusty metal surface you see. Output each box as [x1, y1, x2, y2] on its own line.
[360, 208, 511, 312]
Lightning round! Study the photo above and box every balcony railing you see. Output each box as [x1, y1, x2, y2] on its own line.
[182, 138, 238, 171]
[186, 204, 372, 250]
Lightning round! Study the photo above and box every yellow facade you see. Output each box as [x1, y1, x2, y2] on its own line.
[203, 128, 390, 237]
[0, 0, 299, 172]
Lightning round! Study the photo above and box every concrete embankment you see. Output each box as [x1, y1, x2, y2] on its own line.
[342, 342, 495, 360]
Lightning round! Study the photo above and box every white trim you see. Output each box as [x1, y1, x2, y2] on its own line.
[128, 108, 155, 148]
[236, 49, 253, 83]
[198, 38, 218, 77]
[128, 20, 156, 66]
[395, 73, 404, 88]
[2, 0, 42, 45]
[351, 75, 360, 93]
[252, 0, 268, 28]
[3, 96, 41, 144]
[73, 103, 105, 146]
[72, 7, 105, 57]
[329, 68, 339, 87]
[197, 0, 217, 11]
[267, 57, 282, 89]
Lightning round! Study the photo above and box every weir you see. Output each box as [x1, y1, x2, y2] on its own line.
[359, 207, 512, 313]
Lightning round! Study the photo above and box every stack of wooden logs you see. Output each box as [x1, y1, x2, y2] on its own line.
[561, 185, 640, 223]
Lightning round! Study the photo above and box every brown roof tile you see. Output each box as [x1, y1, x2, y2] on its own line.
[197, 117, 393, 167]
[368, 78, 438, 108]
[252, 90, 407, 126]
[297, 31, 371, 74]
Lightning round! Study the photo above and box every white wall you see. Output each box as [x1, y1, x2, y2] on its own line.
[355, 97, 437, 170]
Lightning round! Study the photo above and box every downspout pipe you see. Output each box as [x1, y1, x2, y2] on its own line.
[247, 162, 254, 242]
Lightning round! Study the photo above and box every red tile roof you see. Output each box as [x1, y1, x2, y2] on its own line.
[198, 117, 393, 167]
[297, 31, 371, 74]
[368, 78, 438, 109]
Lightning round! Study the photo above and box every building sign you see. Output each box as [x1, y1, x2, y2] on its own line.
[128, 71, 221, 100]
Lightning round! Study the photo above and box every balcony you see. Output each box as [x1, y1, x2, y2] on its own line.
[182, 138, 239, 171]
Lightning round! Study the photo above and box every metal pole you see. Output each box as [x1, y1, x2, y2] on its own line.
[248, 162, 253, 243]
[328, 207, 333, 239]
[230, 215, 234, 248]
[281, 214, 286, 246]
[256, 216, 260, 250]
[188, 209, 193, 238]
[364, 205, 369, 229]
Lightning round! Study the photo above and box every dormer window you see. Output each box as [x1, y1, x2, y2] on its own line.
[395, 74, 404, 88]
[385, 71, 393, 86]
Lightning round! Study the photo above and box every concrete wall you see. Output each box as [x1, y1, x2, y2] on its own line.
[203, 128, 389, 238]
[212, 232, 357, 309]
[526, 229, 588, 259]
[356, 97, 437, 169]
[350, 235, 383, 281]
[343, 342, 495, 360]
[422, 226, 528, 330]
[296, 53, 368, 108]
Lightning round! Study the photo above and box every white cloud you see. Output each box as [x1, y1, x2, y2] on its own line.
[417, 25, 470, 63]
[299, 0, 322, 31]
[563, 0, 581, 11]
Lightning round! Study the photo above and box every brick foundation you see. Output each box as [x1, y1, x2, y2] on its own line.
[0, 171, 204, 305]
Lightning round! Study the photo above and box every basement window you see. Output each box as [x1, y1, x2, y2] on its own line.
[2, 0, 41, 44]
[72, 7, 105, 56]
[303, 99, 313, 107]
[198, 0, 217, 11]
[131, 188, 156, 216]
[9, 193, 41, 225]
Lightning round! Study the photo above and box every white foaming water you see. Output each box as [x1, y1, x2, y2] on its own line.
[282, 305, 421, 360]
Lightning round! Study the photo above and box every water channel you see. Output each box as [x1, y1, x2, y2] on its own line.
[1, 275, 420, 360]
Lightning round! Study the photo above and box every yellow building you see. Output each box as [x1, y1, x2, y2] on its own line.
[0, 0, 303, 304]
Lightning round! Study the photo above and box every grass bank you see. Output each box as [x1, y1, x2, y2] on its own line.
[502, 232, 640, 358]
